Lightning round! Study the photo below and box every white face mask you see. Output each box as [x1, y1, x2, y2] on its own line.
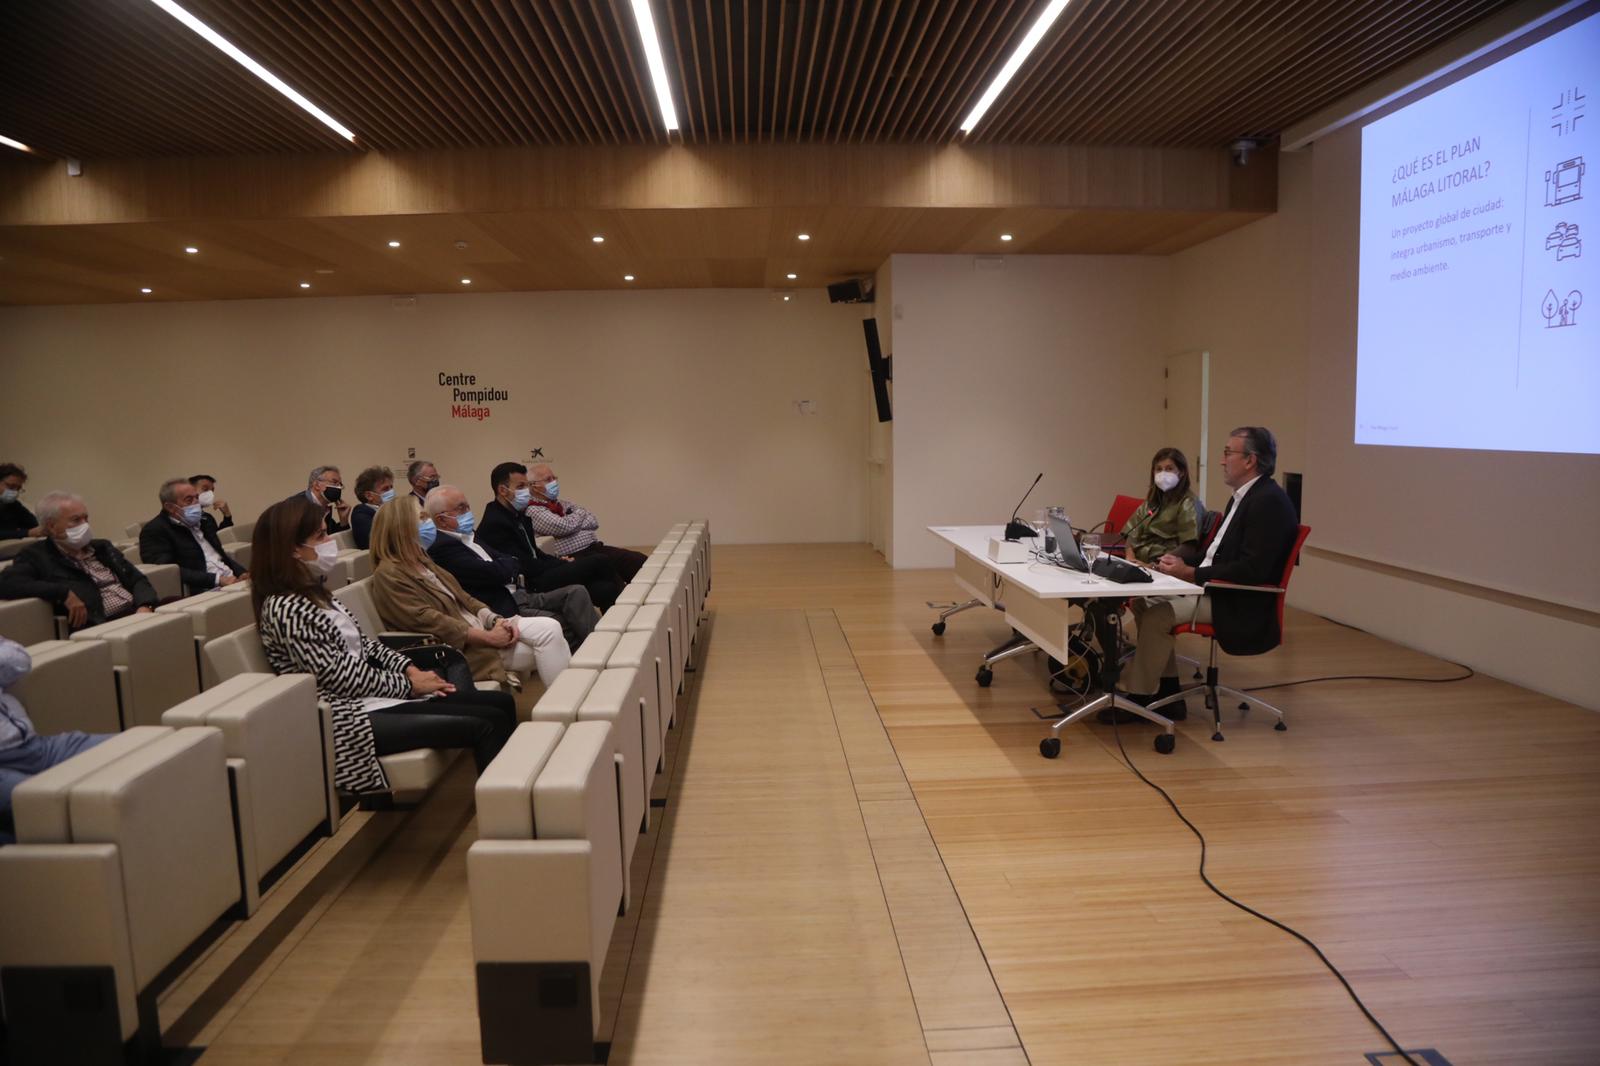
[306, 539, 340, 574]
[62, 523, 94, 548]
[1153, 471, 1180, 492]
[0, 488, 18, 504]
[198, 490, 216, 508]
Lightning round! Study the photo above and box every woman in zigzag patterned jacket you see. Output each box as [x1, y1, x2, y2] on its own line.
[250, 496, 514, 795]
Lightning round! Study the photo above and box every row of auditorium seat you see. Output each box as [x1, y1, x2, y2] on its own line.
[469, 521, 709, 1066]
[0, 519, 712, 1066]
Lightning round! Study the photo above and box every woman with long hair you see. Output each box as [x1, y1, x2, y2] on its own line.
[367, 497, 569, 688]
[1119, 447, 1203, 564]
[250, 496, 513, 794]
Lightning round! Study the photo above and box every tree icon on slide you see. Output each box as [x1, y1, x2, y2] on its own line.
[1541, 288, 1582, 328]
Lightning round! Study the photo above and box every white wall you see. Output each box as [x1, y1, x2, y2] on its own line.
[0, 288, 870, 547]
[1166, 150, 1600, 709]
[887, 254, 1173, 569]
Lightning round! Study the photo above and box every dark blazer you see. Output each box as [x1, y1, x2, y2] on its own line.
[1194, 477, 1300, 656]
[0, 538, 159, 629]
[428, 533, 522, 618]
[0, 499, 37, 540]
[138, 512, 246, 595]
[282, 491, 350, 535]
[477, 499, 554, 582]
[477, 500, 624, 607]
[351, 503, 377, 550]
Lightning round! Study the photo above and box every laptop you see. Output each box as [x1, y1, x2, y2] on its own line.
[1047, 513, 1089, 572]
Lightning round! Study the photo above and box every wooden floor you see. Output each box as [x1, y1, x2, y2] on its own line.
[168, 543, 1600, 1066]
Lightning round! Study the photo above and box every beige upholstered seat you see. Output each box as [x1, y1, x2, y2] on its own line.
[579, 667, 648, 863]
[133, 561, 181, 600]
[0, 538, 43, 562]
[474, 721, 565, 840]
[0, 726, 240, 1060]
[228, 540, 252, 569]
[529, 667, 599, 725]
[72, 612, 200, 728]
[161, 674, 333, 913]
[156, 585, 258, 688]
[593, 603, 637, 633]
[334, 547, 371, 586]
[332, 529, 356, 552]
[569, 630, 620, 671]
[626, 602, 677, 733]
[467, 721, 623, 1064]
[0, 597, 58, 647]
[613, 580, 651, 607]
[604, 632, 665, 775]
[203, 623, 456, 806]
[8, 638, 122, 735]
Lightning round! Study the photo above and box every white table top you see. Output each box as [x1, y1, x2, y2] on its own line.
[927, 524, 1202, 601]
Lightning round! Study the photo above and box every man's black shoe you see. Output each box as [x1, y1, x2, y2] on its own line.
[1149, 676, 1189, 722]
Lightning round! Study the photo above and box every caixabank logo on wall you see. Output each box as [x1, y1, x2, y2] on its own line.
[439, 371, 509, 421]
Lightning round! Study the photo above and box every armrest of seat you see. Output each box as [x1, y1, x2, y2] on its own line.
[476, 722, 566, 840]
[0, 843, 141, 1042]
[135, 563, 181, 602]
[1203, 580, 1287, 594]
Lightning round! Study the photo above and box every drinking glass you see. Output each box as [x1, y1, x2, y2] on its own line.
[1080, 532, 1102, 582]
[1032, 508, 1047, 542]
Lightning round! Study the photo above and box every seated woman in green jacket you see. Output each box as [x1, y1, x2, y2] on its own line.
[1118, 447, 1202, 564]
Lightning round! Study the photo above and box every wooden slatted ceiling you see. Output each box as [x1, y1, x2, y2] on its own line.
[0, 1, 1514, 159]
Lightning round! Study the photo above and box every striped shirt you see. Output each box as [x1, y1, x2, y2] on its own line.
[66, 549, 134, 619]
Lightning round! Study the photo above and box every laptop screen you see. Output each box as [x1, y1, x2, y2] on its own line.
[1048, 514, 1087, 572]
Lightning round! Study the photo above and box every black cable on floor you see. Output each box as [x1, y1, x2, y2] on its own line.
[1104, 709, 1422, 1066]
[1242, 666, 1473, 692]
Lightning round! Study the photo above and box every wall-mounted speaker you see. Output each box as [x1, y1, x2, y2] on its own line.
[827, 279, 874, 304]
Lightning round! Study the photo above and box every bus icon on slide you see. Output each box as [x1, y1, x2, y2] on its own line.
[1545, 157, 1584, 206]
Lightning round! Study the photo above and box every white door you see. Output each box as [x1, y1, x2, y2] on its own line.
[1164, 350, 1209, 502]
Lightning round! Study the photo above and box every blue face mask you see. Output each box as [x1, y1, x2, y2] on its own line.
[455, 510, 475, 537]
[181, 503, 204, 527]
[512, 488, 532, 510]
[543, 479, 560, 501]
[418, 518, 437, 550]
[380, 488, 396, 504]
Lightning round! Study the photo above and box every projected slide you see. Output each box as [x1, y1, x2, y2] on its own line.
[1356, 13, 1599, 454]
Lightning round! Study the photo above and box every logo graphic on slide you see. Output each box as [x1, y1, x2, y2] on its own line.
[1545, 221, 1583, 260]
[1551, 86, 1586, 136]
[1540, 288, 1582, 328]
[1545, 157, 1585, 206]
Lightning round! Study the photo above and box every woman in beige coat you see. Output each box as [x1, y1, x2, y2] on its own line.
[367, 498, 569, 688]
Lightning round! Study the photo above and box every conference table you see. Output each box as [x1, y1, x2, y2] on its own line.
[926, 524, 1202, 755]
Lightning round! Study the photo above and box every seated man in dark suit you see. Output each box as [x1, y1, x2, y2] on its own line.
[425, 485, 596, 650]
[477, 462, 625, 610]
[139, 478, 247, 596]
[285, 465, 350, 535]
[350, 465, 396, 550]
[0, 462, 42, 541]
[0, 491, 158, 631]
[1115, 426, 1299, 720]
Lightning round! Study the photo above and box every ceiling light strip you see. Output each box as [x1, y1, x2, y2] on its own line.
[959, 0, 1073, 134]
[146, 0, 357, 143]
[0, 134, 38, 155]
[628, 0, 680, 132]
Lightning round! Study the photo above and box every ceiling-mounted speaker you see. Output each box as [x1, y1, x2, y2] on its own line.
[827, 278, 874, 304]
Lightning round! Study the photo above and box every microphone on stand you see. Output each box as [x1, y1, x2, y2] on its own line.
[1004, 473, 1044, 541]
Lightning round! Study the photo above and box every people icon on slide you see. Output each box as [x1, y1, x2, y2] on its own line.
[1541, 288, 1582, 328]
[1544, 156, 1585, 206]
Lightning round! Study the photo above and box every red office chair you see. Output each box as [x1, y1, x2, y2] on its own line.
[1098, 494, 1144, 556]
[1145, 524, 1312, 742]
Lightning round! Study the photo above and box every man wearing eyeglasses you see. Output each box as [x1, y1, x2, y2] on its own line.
[1113, 426, 1299, 719]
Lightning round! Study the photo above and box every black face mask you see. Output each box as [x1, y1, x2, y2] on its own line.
[425, 478, 441, 491]
[322, 485, 343, 503]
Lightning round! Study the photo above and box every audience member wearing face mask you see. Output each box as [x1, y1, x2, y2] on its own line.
[139, 477, 248, 595]
[187, 474, 233, 530]
[0, 491, 158, 631]
[405, 460, 441, 507]
[1117, 447, 1205, 565]
[249, 496, 514, 793]
[351, 465, 398, 551]
[288, 465, 351, 536]
[369, 497, 570, 689]
[424, 485, 596, 652]
[477, 462, 626, 609]
[0, 635, 114, 844]
[0, 463, 43, 540]
[523, 462, 648, 583]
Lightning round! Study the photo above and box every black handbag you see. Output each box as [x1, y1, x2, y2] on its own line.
[381, 641, 477, 692]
